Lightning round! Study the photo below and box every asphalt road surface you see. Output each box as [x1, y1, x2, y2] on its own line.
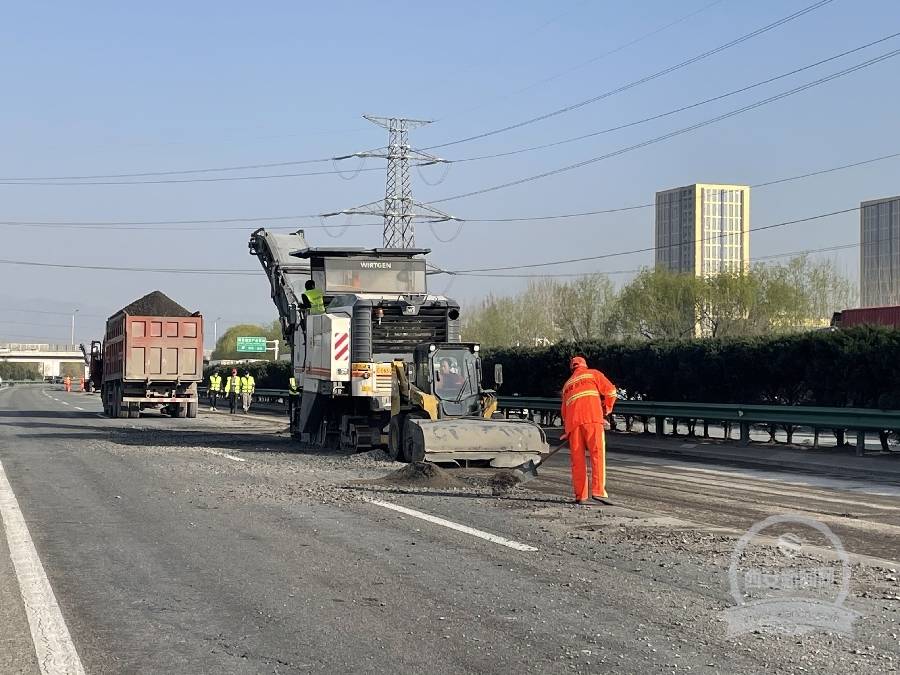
[1, 384, 898, 674]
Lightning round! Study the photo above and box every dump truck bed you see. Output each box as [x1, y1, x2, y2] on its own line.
[102, 314, 203, 384]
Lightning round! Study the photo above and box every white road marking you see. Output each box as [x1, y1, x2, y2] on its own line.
[615, 455, 900, 497]
[94, 413, 104, 419]
[0, 459, 86, 675]
[612, 465, 900, 511]
[367, 499, 538, 552]
[201, 449, 246, 463]
[73, 407, 84, 411]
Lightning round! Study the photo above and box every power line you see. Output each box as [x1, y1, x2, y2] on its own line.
[453, 32, 900, 164]
[423, 0, 835, 150]
[0, 2, 722, 184]
[444, 241, 862, 279]
[427, 48, 900, 204]
[436, 0, 728, 122]
[0, 164, 382, 187]
[438, 207, 859, 273]
[1, 149, 898, 232]
[5, 26, 890, 192]
[0, 259, 259, 275]
[503, 0, 729, 99]
[0, 307, 106, 319]
[0, 157, 336, 182]
[464, 150, 900, 224]
[0, 207, 868, 280]
[0, 320, 70, 329]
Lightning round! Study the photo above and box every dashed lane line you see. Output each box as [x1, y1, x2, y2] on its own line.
[0, 459, 86, 675]
[201, 449, 246, 463]
[73, 407, 84, 411]
[367, 499, 538, 552]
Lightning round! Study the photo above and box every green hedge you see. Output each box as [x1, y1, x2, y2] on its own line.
[482, 326, 900, 409]
[204, 361, 291, 389]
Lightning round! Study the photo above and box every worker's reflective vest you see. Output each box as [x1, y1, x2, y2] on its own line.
[288, 377, 299, 395]
[303, 288, 326, 315]
[561, 367, 616, 434]
[209, 374, 222, 392]
[240, 375, 255, 394]
[225, 375, 240, 394]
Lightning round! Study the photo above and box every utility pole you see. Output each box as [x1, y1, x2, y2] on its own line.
[324, 115, 458, 248]
[70, 309, 78, 345]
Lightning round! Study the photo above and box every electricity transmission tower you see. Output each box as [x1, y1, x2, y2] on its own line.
[324, 115, 457, 248]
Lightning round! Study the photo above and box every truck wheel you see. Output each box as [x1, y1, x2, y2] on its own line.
[175, 404, 187, 418]
[127, 404, 140, 419]
[186, 402, 198, 418]
[402, 416, 427, 463]
[387, 416, 404, 461]
[116, 387, 128, 419]
[110, 385, 120, 418]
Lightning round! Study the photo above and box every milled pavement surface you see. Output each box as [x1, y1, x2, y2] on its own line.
[0, 384, 898, 673]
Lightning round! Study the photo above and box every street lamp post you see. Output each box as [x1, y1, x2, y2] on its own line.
[71, 309, 79, 345]
[214, 317, 222, 349]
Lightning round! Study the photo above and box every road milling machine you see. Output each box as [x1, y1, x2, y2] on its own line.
[249, 228, 548, 466]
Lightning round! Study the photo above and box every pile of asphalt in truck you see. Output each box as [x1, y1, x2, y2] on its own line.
[117, 290, 193, 317]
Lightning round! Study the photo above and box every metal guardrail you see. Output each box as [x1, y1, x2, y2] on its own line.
[194, 386, 900, 456]
[497, 396, 900, 456]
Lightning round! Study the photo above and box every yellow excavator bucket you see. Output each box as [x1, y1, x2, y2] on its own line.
[405, 417, 548, 467]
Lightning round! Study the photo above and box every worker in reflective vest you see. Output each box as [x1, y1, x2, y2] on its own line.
[240, 371, 256, 413]
[64, 375, 72, 392]
[560, 356, 617, 505]
[301, 280, 326, 315]
[225, 369, 240, 414]
[288, 376, 300, 421]
[208, 372, 223, 411]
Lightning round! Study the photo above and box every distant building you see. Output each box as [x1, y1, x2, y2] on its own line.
[655, 183, 750, 276]
[860, 196, 900, 307]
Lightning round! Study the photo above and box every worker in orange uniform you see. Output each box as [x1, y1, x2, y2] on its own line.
[560, 356, 617, 505]
[64, 375, 71, 393]
[79, 377, 85, 392]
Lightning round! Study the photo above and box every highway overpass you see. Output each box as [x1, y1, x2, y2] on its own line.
[0, 343, 86, 377]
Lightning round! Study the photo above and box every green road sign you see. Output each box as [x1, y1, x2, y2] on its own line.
[236, 336, 267, 352]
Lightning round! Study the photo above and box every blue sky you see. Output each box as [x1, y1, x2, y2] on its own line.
[1, 0, 898, 345]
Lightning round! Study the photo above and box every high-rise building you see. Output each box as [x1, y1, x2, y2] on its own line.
[655, 183, 750, 276]
[860, 196, 900, 307]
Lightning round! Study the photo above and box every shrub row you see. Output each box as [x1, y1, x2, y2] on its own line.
[482, 326, 900, 409]
[201, 327, 900, 410]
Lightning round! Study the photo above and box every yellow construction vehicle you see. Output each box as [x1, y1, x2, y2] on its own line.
[389, 342, 547, 466]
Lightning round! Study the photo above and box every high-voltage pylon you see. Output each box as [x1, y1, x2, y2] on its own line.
[324, 115, 457, 248]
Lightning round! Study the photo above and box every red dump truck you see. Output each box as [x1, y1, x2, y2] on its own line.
[100, 291, 204, 418]
[831, 305, 900, 329]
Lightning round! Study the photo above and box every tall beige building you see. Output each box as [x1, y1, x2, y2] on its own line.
[655, 183, 750, 276]
[860, 196, 900, 307]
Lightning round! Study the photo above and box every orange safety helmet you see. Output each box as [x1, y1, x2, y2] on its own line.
[569, 356, 587, 371]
